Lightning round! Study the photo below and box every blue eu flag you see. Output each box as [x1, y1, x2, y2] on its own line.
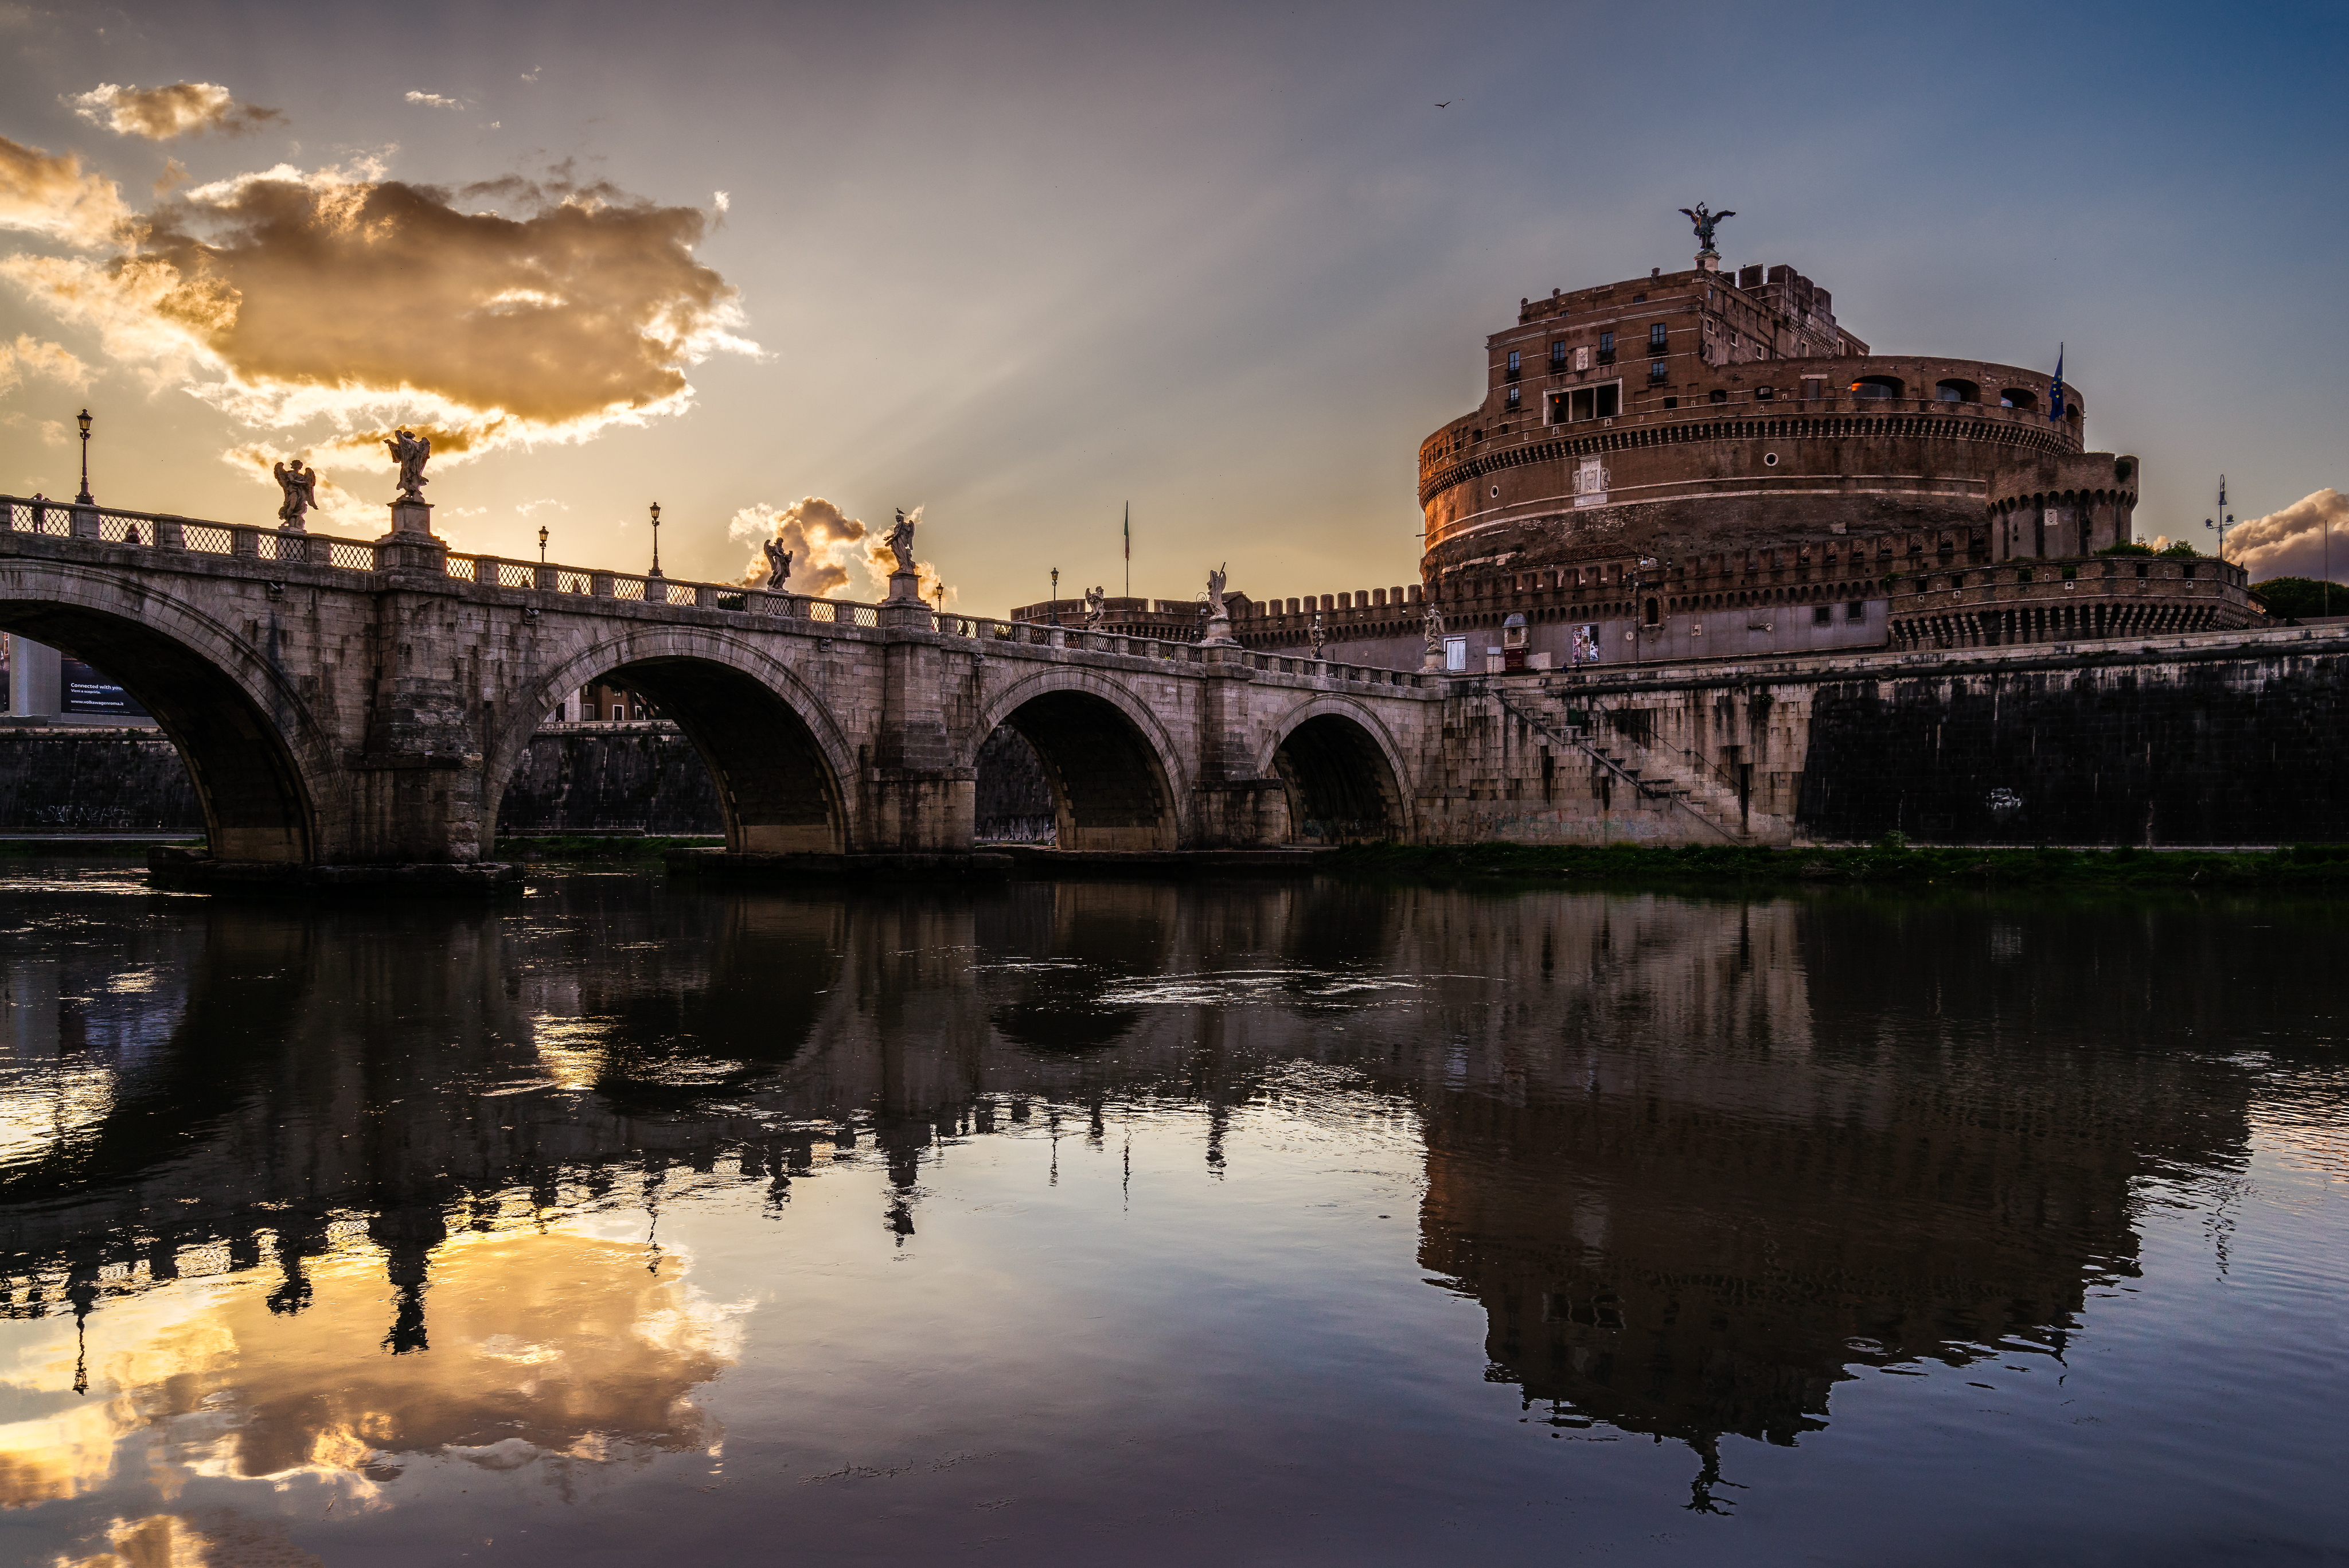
[2048, 345, 2065, 423]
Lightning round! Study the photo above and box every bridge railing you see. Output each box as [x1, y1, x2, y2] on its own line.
[3, 496, 1430, 685]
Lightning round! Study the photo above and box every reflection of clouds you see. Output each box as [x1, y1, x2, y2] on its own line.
[0, 1228, 745, 1513]
[57, 1509, 319, 1567]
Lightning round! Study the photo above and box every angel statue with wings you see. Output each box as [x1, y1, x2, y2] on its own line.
[1679, 202, 1735, 255]
[385, 428, 430, 501]
[1084, 585, 1106, 622]
[761, 537, 793, 591]
[887, 508, 918, 573]
[272, 458, 318, 531]
[1422, 602, 1446, 655]
[1205, 563, 1228, 619]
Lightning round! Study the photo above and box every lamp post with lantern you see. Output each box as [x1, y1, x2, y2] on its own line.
[75, 409, 93, 505]
[538, 525, 549, 564]
[647, 502, 663, 578]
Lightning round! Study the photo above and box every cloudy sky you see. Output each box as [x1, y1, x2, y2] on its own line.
[1, 0, 2344, 608]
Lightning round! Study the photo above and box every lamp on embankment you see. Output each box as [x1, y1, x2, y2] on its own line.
[647, 501, 663, 578]
[75, 409, 92, 505]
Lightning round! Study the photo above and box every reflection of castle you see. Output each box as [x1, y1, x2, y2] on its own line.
[0, 880, 2258, 1489]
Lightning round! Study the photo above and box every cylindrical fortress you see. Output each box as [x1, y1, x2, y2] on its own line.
[1417, 260, 2097, 579]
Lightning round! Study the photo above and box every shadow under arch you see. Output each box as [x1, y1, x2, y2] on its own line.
[489, 630, 857, 855]
[0, 584, 323, 862]
[1259, 698, 1413, 844]
[977, 674, 1185, 852]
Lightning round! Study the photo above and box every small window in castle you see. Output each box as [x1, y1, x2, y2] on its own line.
[1802, 377, 1825, 400]
[1663, 397, 1679, 409]
[1644, 597, 1661, 626]
[1507, 349, 1520, 373]
[1594, 383, 1620, 417]
[2000, 388, 2036, 410]
[1709, 388, 1727, 404]
[1813, 603, 1833, 626]
[2136, 562, 2149, 579]
[1633, 293, 1647, 303]
[1648, 322, 1668, 350]
[1599, 331, 1614, 356]
[1506, 386, 1520, 409]
[1755, 385, 1774, 400]
[1851, 376, 1902, 399]
[1936, 379, 1980, 403]
[611, 704, 626, 721]
[1649, 360, 1668, 383]
[1846, 601, 1867, 621]
[1550, 340, 1567, 367]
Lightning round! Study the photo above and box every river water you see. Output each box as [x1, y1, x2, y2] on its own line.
[0, 861, 2343, 1565]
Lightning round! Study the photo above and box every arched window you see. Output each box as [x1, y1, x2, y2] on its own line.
[1851, 376, 1902, 400]
[2000, 388, 2037, 410]
[1935, 379, 1979, 403]
[1643, 596, 1661, 626]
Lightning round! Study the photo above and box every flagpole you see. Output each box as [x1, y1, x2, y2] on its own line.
[1123, 501, 1130, 600]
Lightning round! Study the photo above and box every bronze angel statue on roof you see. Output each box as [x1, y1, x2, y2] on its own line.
[385, 428, 430, 501]
[1679, 203, 1735, 253]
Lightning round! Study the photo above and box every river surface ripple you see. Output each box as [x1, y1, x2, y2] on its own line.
[0, 861, 2343, 1565]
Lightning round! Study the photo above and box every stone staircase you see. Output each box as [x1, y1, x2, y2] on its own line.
[1490, 687, 1794, 845]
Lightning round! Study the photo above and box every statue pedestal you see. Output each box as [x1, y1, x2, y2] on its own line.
[879, 569, 931, 630]
[1200, 613, 1237, 646]
[375, 498, 445, 572]
[1422, 649, 1446, 673]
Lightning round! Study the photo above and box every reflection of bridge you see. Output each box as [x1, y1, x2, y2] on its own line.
[0, 498, 1441, 875]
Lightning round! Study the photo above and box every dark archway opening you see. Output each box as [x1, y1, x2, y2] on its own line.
[1271, 713, 1400, 844]
[497, 657, 842, 854]
[994, 691, 1175, 852]
[0, 602, 311, 860]
[974, 725, 1056, 844]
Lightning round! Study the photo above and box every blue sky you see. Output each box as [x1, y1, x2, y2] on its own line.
[1, 0, 2342, 606]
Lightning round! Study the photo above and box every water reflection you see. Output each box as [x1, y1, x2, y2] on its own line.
[0, 868, 2331, 1559]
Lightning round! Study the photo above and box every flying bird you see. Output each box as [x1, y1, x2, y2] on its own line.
[1435, 100, 1452, 108]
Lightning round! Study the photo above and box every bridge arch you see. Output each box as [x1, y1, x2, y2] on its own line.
[974, 669, 1188, 851]
[1257, 696, 1415, 844]
[0, 563, 334, 861]
[490, 627, 859, 855]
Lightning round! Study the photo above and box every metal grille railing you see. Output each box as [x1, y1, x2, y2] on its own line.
[612, 578, 646, 600]
[182, 524, 235, 555]
[444, 556, 479, 582]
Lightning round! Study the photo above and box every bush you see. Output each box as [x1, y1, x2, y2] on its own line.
[2250, 577, 2343, 620]
[2097, 540, 2155, 556]
[2157, 540, 2199, 557]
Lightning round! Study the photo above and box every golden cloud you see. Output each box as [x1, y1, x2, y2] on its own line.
[0, 135, 131, 249]
[68, 82, 285, 141]
[2228, 489, 2348, 582]
[0, 332, 90, 396]
[731, 497, 953, 605]
[0, 157, 757, 465]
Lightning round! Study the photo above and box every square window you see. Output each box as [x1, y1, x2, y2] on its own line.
[1812, 604, 1832, 626]
[1648, 322, 1668, 349]
[1506, 386, 1520, 408]
[1846, 601, 1867, 621]
[1648, 360, 1667, 383]
[1507, 349, 1520, 372]
[1709, 388, 1727, 404]
[1550, 340, 1567, 366]
[1599, 331, 1614, 354]
[1663, 396, 1679, 409]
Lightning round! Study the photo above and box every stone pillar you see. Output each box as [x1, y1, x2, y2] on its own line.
[866, 615, 971, 852]
[69, 504, 100, 540]
[375, 499, 447, 573]
[6, 634, 61, 720]
[1193, 645, 1281, 847]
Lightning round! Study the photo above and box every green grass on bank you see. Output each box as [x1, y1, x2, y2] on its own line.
[1321, 839, 2349, 888]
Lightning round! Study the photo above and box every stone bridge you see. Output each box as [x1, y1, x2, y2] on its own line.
[0, 496, 1445, 877]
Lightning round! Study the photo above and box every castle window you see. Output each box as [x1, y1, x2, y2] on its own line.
[1936, 379, 1980, 403]
[1813, 603, 1833, 626]
[2000, 388, 2037, 410]
[1851, 376, 1902, 400]
[1633, 293, 1646, 303]
[1648, 322, 1669, 350]
[1649, 360, 1668, 383]
[1505, 349, 1520, 381]
[1802, 377, 1825, 400]
[1709, 388, 1728, 404]
[1598, 332, 1615, 363]
[1506, 386, 1520, 409]
[1755, 385, 1774, 400]
[1846, 601, 1867, 621]
[1663, 397, 1678, 409]
[1550, 340, 1567, 368]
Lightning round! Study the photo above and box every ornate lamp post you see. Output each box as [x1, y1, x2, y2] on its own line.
[647, 502, 663, 578]
[1050, 566, 1059, 626]
[75, 409, 92, 505]
[538, 525, 549, 564]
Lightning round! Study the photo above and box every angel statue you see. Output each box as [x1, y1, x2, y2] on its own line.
[272, 458, 318, 531]
[1205, 563, 1228, 619]
[887, 508, 917, 573]
[385, 428, 430, 501]
[761, 537, 793, 590]
[1422, 601, 1446, 655]
[1083, 585, 1106, 622]
[1679, 202, 1735, 255]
